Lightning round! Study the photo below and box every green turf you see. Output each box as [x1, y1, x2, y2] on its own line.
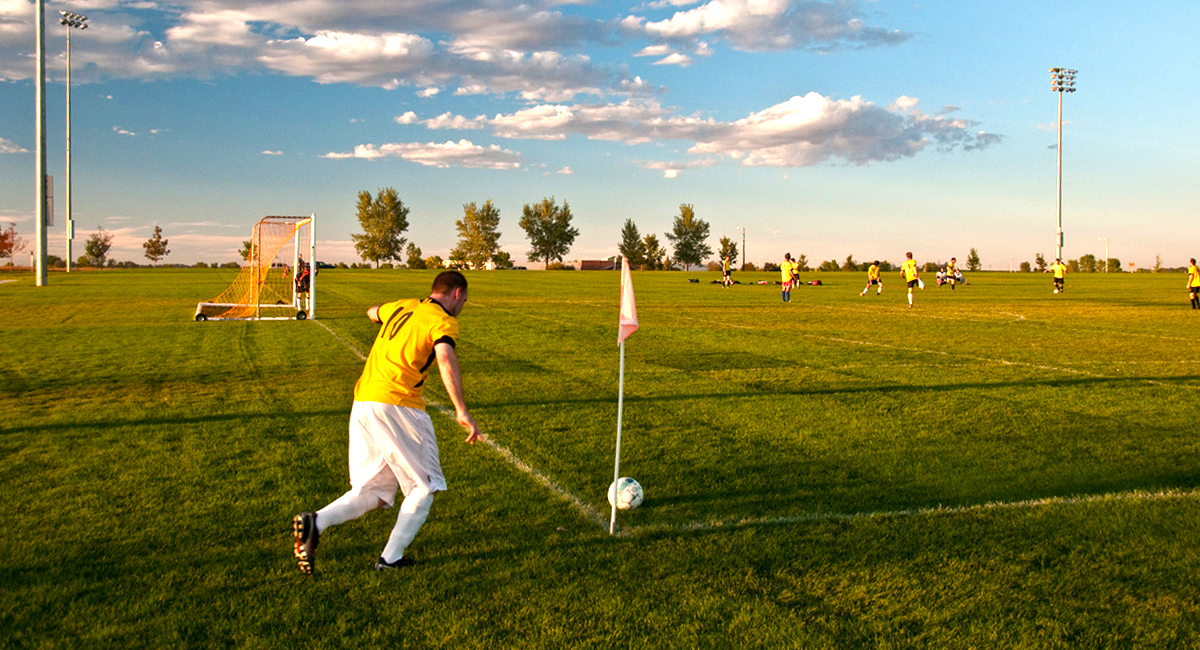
[2, 268, 1198, 649]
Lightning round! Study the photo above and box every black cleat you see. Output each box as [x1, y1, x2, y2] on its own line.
[293, 512, 319, 575]
[374, 556, 416, 571]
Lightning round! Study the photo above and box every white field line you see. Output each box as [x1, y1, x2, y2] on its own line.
[315, 320, 1200, 537]
[631, 488, 1200, 536]
[0, 279, 19, 285]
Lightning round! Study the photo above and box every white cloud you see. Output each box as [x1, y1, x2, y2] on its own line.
[424, 112, 488, 130]
[654, 52, 693, 66]
[113, 126, 137, 136]
[557, 166, 573, 175]
[0, 136, 27, 154]
[395, 111, 419, 124]
[624, 0, 909, 52]
[261, 150, 284, 156]
[323, 139, 521, 169]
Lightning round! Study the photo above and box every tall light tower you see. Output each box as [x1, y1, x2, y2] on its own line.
[736, 225, 745, 271]
[35, 0, 48, 286]
[1050, 67, 1077, 263]
[61, 10, 88, 273]
[1098, 237, 1109, 273]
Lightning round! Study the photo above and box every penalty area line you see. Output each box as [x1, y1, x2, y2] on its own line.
[314, 318, 611, 532]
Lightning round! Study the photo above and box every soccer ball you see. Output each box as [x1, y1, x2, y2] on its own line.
[1054, 289, 1059, 294]
[607, 477, 644, 511]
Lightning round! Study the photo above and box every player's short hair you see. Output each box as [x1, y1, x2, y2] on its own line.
[906, 252, 913, 258]
[873, 260, 880, 266]
[432, 270, 468, 295]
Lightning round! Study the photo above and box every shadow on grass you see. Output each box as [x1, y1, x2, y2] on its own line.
[478, 374, 1200, 409]
[0, 408, 351, 436]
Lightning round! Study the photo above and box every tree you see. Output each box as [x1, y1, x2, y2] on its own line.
[491, 251, 514, 269]
[819, 259, 840, 272]
[352, 187, 410, 267]
[1035, 253, 1047, 273]
[642, 233, 666, 270]
[665, 204, 712, 271]
[1078, 254, 1097, 273]
[0, 222, 27, 265]
[795, 254, 809, 272]
[717, 236, 738, 266]
[1154, 254, 1163, 272]
[1020, 261, 1032, 272]
[618, 219, 645, 266]
[841, 255, 858, 272]
[405, 243, 426, 269]
[84, 227, 114, 267]
[142, 225, 170, 266]
[424, 255, 444, 269]
[450, 200, 502, 270]
[967, 247, 982, 272]
[239, 240, 252, 261]
[1107, 257, 1122, 273]
[519, 197, 578, 264]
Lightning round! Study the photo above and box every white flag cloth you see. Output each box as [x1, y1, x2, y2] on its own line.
[618, 257, 638, 345]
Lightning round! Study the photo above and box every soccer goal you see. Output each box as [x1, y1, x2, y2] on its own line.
[195, 214, 316, 321]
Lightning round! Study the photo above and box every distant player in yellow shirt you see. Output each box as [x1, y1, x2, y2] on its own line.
[945, 257, 959, 291]
[900, 252, 922, 307]
[780, 253, 795, 302]
[1049, 258, 1067, 293]
[1187, 258, 1200, 309]
[293, 271, 481, 575]
[722, 255, 733, 288]
[860, 260, 882, 296]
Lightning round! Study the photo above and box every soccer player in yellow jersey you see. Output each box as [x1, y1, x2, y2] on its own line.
[860, 260, 882, 296]
[900, 252, 921, 307]
[780, 253, 795, 302]
[1049, 258, 1067, 293]
[722, 255, 733, 288]
[1187, 258, 1200, 309]
[945, 257, 959, 291]
[293, 271, 480, 575]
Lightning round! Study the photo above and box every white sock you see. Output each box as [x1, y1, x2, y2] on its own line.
[315, 491, 380, 533]
[381, 488, 433, 562]
[908, 292, 913, 305]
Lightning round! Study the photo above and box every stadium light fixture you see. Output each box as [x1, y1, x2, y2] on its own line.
[1098, 237, 1109, 273]
[1050, 67, 1078, 263]
[60, 10, 88, 273]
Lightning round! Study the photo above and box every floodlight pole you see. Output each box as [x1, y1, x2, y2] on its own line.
[1098, 237, 1108, 273]
[61, 11, 88, 273]
[736, 225, 745, 271]
[1050, 67, 1077, 264]
[34, 0, 48, 286]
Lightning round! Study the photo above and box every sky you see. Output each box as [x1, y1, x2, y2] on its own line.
[1, 0, 1198, 270]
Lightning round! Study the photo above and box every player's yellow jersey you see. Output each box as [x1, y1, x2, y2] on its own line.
[780, 261, 793, 283]
[1189, 264, 1200, 287]
[901, 259, 918, 281]
[945, 262, 956, 275]
[354, 297, 460, 409]
[1051, 263, 1066, 279]
[867, 264, 880, 281]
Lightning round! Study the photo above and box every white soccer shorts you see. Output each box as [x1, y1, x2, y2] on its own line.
[346, 401, 447, 508]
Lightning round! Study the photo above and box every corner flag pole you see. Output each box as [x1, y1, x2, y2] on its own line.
[611, 257, 638, 535]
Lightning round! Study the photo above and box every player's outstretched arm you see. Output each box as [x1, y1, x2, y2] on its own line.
[366, 305, 382, 323]
[435, 342, 481, 444]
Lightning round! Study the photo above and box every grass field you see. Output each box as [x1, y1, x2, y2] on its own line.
[3, 267, 1199, 649]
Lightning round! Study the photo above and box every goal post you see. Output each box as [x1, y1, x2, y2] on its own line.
[195, 214, 316, 321]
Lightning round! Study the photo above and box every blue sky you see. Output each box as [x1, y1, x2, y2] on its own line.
[1, 0, 1197, 269]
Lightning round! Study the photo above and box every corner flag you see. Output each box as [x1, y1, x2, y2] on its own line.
[618, 257, 638, 345]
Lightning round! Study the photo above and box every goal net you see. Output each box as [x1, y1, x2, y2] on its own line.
[195, 215, 316, 321]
